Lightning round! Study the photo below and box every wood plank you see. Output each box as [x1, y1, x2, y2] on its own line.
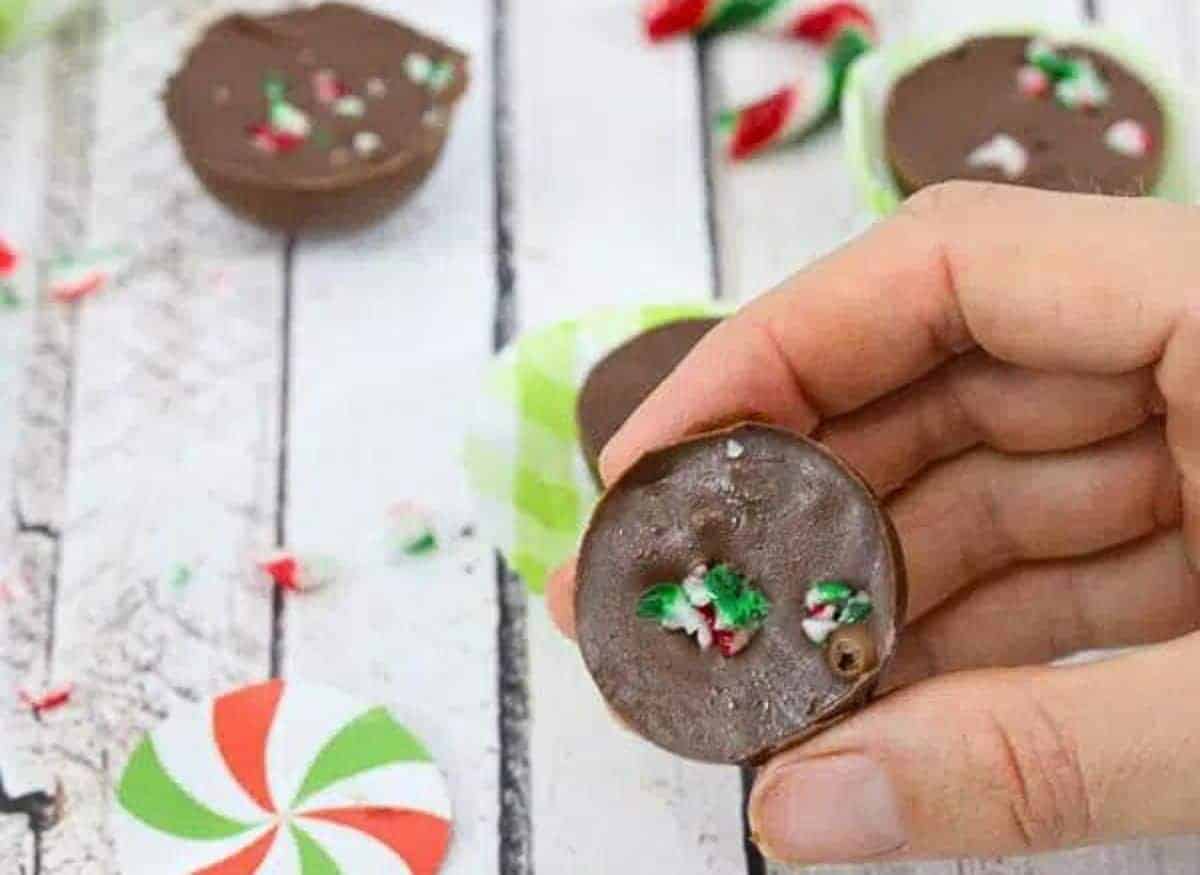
[0, 16, 88, 875]
[509, 0, 748, 871]
[511, 0, 715, 328]
[31, 1, 285, 870]
[281, 2, 501, 873]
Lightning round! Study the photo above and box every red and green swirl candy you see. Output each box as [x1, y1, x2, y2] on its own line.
[638, 563, 771, 656]
[644, 0, 874, 43]
[717, 19, 873, 160]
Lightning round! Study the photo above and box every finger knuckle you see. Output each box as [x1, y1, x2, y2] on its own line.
[974, 682, 1094, 851]
[899, 179, 1009, 226]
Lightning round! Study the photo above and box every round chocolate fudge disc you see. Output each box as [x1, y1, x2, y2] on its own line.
[165, 3, 468, 232]
[576, 318, 720, 480]
[576, 424, 905, 765]
[885, 35, 1164, 196]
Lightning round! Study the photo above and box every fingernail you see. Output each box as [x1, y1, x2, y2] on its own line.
[750, 754, 906, 863]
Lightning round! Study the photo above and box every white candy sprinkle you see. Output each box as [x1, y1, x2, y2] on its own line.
[682, 565, 711, 607]
[966, 133, 1028, 180]
[366, 77, 388, 98]
[213, 84, 231, 105]
[1056, 59, 1110, 109]
[802, 617, 840, 645]
[422, 107, 447, 128]
[271, 104, 311, 138]
[725, 438, 745, 460]
[1104, 118, 1151, 158]
[353, 131, 383, 158]
[334, 95, 366, 118]
[406, 52, 433, 83]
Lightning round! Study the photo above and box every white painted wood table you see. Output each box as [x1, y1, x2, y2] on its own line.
[0, 0, 1198, 873]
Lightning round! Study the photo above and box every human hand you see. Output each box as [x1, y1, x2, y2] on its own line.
[547, 182, 1200, 864]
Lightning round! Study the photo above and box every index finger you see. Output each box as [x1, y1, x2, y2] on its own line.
[599, 182, 1200, 567]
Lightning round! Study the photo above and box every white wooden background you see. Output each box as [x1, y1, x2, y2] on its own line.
[0, 0, 1197, 873]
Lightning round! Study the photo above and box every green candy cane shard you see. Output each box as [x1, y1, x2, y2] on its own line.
[806, 579, 854, 607]
[118, 739, 258, 840]
[1026, 39, 1076, 78]
[292, 824, 342, 875]
[637, 582, 688, 621]
[824, 27, 874, 115]
[291, 706, 431, 809]
[705, 0, 781, 35]
[429, 60, 456, 92]
[705, 565, 770, 630]
[840, 592, 873, 624]
[263, 72, 287, 103]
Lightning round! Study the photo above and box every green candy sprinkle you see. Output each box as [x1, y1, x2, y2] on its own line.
[403, 532, 438, 556]
[636, 582, 687, 621]
[705, 564, 770, 630]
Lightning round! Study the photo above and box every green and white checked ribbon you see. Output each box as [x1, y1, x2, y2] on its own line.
[464, 302, 730, 595]
[841, 24, 1196, 216]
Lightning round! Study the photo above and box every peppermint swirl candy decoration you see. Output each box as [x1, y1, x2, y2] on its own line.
[115, 680, 452, 874]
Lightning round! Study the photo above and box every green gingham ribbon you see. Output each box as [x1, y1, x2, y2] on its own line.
[464, 302, 728, 594]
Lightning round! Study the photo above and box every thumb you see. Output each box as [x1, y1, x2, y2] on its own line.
[748, 633, 1200, 863]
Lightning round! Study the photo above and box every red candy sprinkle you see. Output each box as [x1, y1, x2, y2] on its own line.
[697, 604, 741, 657]
[313, 69, 351, 104]
[248, 124, 305, 154]
[259, 554, 300, 591]
[20, 684, 74, 715]
[0, 239, 18, 277]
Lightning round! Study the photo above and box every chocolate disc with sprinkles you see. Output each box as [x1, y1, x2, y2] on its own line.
[884, 35, 1165, 196]
[164, 2, 469, 231]
[576, 424, 905, 765]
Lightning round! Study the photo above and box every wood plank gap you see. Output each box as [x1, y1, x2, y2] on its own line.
[1083, 0, 1099, 21]
[695, 38, 725, 302]
[269, 234, 296, 680]
[491, 0, 516, 350]
[492, 0, 532, 872]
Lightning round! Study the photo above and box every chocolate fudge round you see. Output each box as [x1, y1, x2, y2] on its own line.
[885, 35, 1164, 196]
[576, 424, 905, 765]
[576, 318, 720, 481]
[165, 3, 469, 231]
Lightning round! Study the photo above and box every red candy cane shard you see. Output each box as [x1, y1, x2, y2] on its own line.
[20, 684, 74, 715]
[644, 0, 874, 43]
[259, 552, 301, 591]
[0, 238, 17, 277]
[720, 86, 801, 161]
[643, 0, 711, 41]
[787, 1, 874, 43]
